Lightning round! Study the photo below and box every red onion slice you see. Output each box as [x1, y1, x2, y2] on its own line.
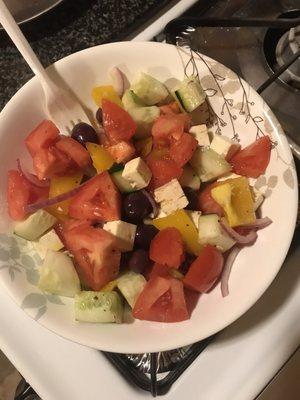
[17, 159, 49, 188]
[25, 180, 88, 214]
[221, 219, 258, 245]
[109, 67, 124, 97]
[239, 217, 273, 230]
[141, 189, 158, 218]
[221, 246, 242, 297]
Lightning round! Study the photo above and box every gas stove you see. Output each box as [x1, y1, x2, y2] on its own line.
[4, 1, 300, 399]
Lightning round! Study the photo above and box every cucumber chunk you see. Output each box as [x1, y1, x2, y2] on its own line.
[117, 271, 146, 308]
[174, 76, 206, 112]
[190, 147, 231, 182]
[131, 73, 169, 105]
[111, 168, 135, 193]
[198, 214, 235, 252]
[38, 250, 80, 297]
[75, 291, 123, 323]
[179, 164, 201, 190]
[122, 89, 160, 138]
[14, 209, 57, 241]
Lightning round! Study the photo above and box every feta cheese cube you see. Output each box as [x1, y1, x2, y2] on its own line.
[122, 157, 152, 190]
[103, 220, 137, 252]
[189, 124, 210, 147]
[198, 214, 235, 252]
[251, 186, 264, 211]
[31, 229, 64, 259]
[154, 179, 188, 215]
[210, 135, 240, 160]
[186, 210, 202, 228]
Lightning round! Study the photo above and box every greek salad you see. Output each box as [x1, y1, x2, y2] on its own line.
[6, 69, 272, 324]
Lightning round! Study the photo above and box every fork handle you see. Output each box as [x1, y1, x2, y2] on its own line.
[0, 0, 52, 89]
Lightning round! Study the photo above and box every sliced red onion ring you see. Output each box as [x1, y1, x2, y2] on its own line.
[221, 246, 241, 297]
[109, 67, 124, 97]
[239, 217, 273, 230]
[25, 180, 88, 214]
[221, 219, 258, 245]
[17, 159, 49, 188]
[141, 189, 158, 218]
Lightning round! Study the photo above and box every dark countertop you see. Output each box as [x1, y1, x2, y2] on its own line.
[0, 0, 171, 110]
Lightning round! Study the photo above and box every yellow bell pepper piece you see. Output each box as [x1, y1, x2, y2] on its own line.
[101, 280, 118, 292]
[86, 142, 114, 173]
[135, 137, 153, 158]
[211, 177, 256, 227]
[152, 209, 203, 255]
[91, 85, 123, 108]
[47, 172, 83, 220]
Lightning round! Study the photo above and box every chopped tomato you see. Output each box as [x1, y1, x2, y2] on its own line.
[147, 158, 183, 189]
[107, 140, 135, 163]
[198, 182, 224, 216]
[152, 114, 191, 146]
[133, 276, 189, 322]
[159, 102, 181, 115]
[149, 227, 185, 268]
[7, 170, 49, 220]
[169, 132, 198, 167]
[55, 137, 91, 168]
[102, 99, 136, 142]
[63, 223, 121, 290]
[230, 136, 271, 178]
[149, 263, 170, 280]
[183, 245, 224, 293]
[68, 171, 121, 222]
[33, 146, 74, 180]
[25, 120, 59, 157]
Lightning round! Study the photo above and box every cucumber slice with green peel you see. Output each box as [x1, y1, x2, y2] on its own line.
[190, 147, 231, 182]
[14, 209, 57, 241]
[111, 169, 135, 193]
[74, 291, 123, 323]
[174, 76, 206, 112]
[129, 106, 160, 138]
[179, 164, 201, 190]
[122, 89, 145, 109]
[38, 250, 80, 297]
[131, 72, 169, 105]
[117, 271, 146, 308]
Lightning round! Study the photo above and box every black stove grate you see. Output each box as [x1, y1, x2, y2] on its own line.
[102, 335, 216, 397]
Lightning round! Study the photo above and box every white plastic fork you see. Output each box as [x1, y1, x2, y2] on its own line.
[0, 0, 92, 134]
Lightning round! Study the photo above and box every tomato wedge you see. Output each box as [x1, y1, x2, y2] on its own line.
[102, 99, 136, 142]
[55, 137, 91, 168]
[68, 171, 121, 222]
[198, 182, 224, 217]
[149, 263, 170, 280]
[230, 136, 271, 178]
[107, 140, 135, 163]
[25, 120, 59, 157]
[33, 146, 75, 180]
[159, 101, 181, 115]
[152, 114, 190, 146]
[133, 276, 189, 322]
[7, 170, 49, 220]
[149, 227, 185, 268]
[183, 245, 224, 293]
[147, 158, 183, 189]
[169, 132, 198, 167]
[63, 222, 121, 290]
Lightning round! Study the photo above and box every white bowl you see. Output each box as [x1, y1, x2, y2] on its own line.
[0, 42, 297, 353]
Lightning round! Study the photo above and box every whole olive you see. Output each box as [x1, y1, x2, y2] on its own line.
[123, 191, 152, 223]
[71, 122, 99, 146]
[135, 224, 159, 250]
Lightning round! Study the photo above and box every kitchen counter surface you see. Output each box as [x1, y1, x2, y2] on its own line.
[0, 0, 171, 110]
